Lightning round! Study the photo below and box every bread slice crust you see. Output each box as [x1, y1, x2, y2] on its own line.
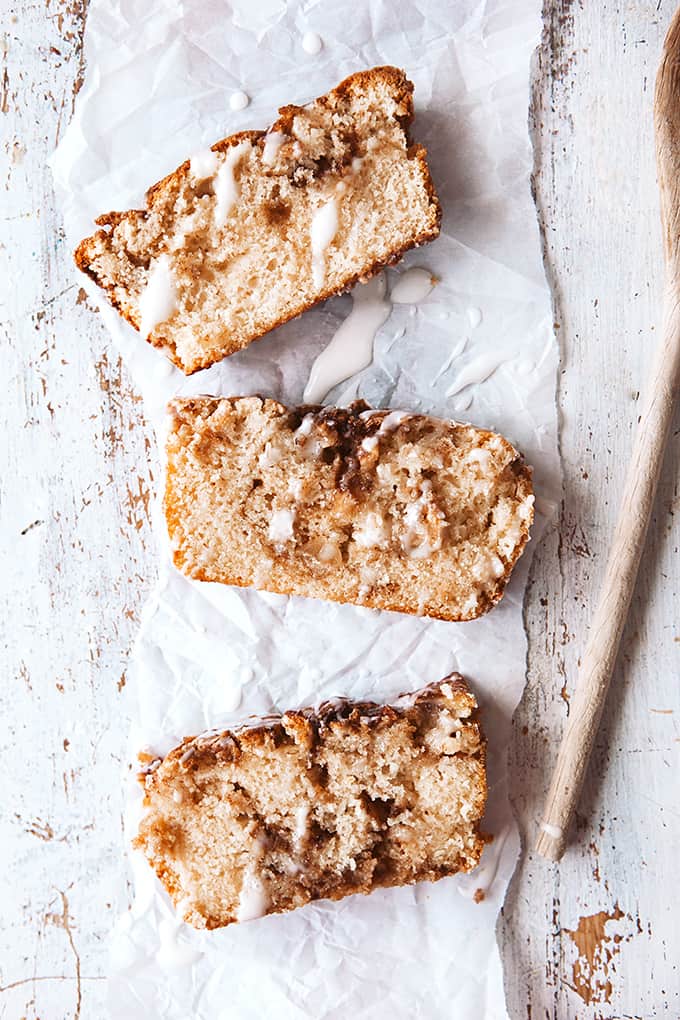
[135, 674, 487, 929]
[75, 67, 442, 374]
[164, 396, 534, 621]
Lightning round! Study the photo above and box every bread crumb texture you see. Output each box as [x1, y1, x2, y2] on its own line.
[135, 675, 487, 929]
[164, 397, 535, 621]
[75, 66, 441, 374]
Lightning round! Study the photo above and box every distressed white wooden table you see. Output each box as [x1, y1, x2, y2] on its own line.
[2, 2, 678, 1017]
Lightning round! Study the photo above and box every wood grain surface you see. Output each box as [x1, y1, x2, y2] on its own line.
[501, 2, 680, 1016]
[1, 2, 678, 1018]
[1, 3, 157, 1017]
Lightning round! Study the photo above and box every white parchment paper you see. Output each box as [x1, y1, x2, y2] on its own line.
[52, 1, 559, 1016]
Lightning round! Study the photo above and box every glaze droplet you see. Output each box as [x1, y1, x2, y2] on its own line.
[390, 267, 436, 304]
[230, 90, 250, 112]
[155, 919, 202, 969]
[446, 353, 505, 397]
[302, 31, 323, 55]
[467, 306, 483, 328]
[154, 357, 174, 379]
[453, 392, 473, 412]
[222, 679, 243, 713]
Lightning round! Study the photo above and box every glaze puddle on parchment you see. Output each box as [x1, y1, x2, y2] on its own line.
[303, 268, 436, 403]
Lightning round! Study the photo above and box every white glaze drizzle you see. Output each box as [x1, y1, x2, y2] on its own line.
[294, 414, 323, 458]
[401, 481, 443, 559]
[288, 476, 303, 499]
[390, 267, 436, 304]
[236, 835, 269, 923]
[214, 140, 251, 226]
[303, 274, 391, 403]
[258, 441, 283, 469]
[261, 130, 288, 166]
[445, 353, 506, 397]
[138, 255, 177, 338]
[378, 409, 409, 434]
[310, 198, 339, 288]
[268, 508, 296, 543]
[189, 148, 218, 180]
[466, 447, 493, 470]
[353, 511, 388, 549]
[236, 866, 269, 923]
[293, 804, 309, 848]
[295, 414, 315, 437]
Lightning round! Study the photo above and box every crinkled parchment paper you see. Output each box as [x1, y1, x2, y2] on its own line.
[52, 1, 559, 1016]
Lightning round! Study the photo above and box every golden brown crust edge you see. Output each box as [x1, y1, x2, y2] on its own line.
[139, 675, 482, 775]
[74, 67, 442, 374]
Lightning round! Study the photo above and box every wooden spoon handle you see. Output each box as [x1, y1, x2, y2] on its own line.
[535, 293, 680, 861]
